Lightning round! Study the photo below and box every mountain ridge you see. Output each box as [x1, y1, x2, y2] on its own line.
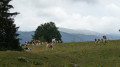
[58, 28, 103, 36]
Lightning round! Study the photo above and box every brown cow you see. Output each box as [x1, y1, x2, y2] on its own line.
[46, 42, 53, 50]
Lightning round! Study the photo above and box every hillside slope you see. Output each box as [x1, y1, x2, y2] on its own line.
[0, 40, 120, 67]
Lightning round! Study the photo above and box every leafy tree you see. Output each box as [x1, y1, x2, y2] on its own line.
[0, 0, 22, 50]
[33, 22, 62, 43]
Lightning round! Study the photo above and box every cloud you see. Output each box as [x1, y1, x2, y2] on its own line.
[57, 13, 120, 34]
[10, 0, 120, 34]
[38, 7, 68, 21]
[71, 0, 98, 3]
[107, 3, 120, 13]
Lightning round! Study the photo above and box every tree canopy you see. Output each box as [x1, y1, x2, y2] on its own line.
[33, 22, 62, 43]
[0, 0, 22, 50]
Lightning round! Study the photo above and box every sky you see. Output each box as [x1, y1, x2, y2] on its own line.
[10, 0, 120, 34]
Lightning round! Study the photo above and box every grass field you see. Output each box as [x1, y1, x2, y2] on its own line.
[0, 40, 120, 67]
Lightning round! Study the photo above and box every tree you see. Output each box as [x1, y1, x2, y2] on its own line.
[33, 22, 62, 43]
[0, 0, 22, 50]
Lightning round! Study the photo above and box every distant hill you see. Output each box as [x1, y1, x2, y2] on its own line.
[17, 31, 34, 44]
[59, 28, 120, 41]
[58, 28, 103, 36]
[17, 28, 120, 44]
[60, 32, 99, 42]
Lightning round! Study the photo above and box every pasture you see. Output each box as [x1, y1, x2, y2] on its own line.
[0, 40, 120, 67]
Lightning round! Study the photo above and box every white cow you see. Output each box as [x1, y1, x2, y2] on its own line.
[94, 35, 107, 44]
[52, 38, 56, 44]
[94, 38, 101, 44]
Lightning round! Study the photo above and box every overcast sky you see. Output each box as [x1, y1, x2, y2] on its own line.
[10, 0, 120, 34]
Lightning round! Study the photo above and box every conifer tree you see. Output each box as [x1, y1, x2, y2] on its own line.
[0, 0, 22, 50]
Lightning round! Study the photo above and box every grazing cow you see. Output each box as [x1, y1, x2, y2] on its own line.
[102, 35, 107, 44]
[94, 38, 101, 44]
[56, 40, 62, 44]
[52, 38, 56, 44]
[30, 40, 40, 45]
[58, 40, 62, 43]
[25, 41, 30, 46]
[25, 47, 32, 51]
[94, 35, 107, 44]
[103, 35, 106, 39]
[25, 41, 28, 46]
[46, 42, 53, 50]
[41, 42, 44, 45]
[34, 40, 40, 45]
[56, 41, 59, 43]
[94, 38, 97, 44]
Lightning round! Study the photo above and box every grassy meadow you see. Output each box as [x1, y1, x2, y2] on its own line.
[0, 40, 120, 67]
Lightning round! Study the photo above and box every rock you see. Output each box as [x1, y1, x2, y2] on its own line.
[18, 57, 29, 63]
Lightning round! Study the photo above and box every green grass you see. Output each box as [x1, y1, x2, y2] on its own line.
[0, 40, 120, 67]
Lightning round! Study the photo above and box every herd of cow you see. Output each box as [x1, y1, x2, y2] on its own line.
[25, 38, 62, 46]
[24, 36, 107, 50]
[24, 38, 62, 50]
[94, 35, 107, 44]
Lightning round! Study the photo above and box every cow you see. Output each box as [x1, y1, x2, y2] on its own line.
[25, 41, 30, 46]
[94, 35, 107, 44]
[102, 35, 107, 44]
[30, 40, 41, 45]
[46, 42, 53, 50]
[25, 47, 32, 51]
[58, 40, 62, 43]
[52, 38, 56, 44]
[94, 38, 101, 44]
[34, 40, 40, 45]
